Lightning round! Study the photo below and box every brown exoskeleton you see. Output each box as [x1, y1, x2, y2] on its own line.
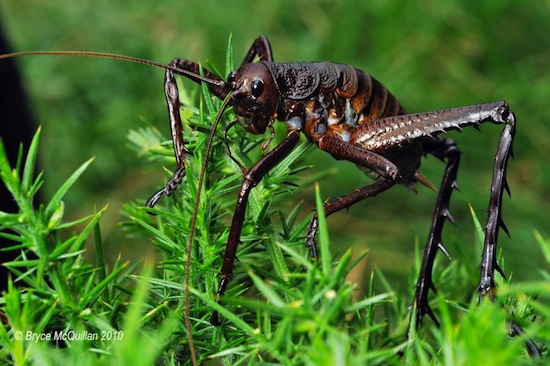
[0, 36, 539, 358]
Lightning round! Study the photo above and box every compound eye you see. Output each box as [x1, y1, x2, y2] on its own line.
[227, 71, 237, 84]
[250, 79, 264, 98]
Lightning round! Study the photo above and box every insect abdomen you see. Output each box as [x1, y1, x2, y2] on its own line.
[352, 69, 406, 124]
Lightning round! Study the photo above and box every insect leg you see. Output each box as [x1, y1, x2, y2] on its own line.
[241, 35, 273, 64]
[509, 321, 541, 357]
[305, 135, 402, 257]
[412, 137, 460, 328]
[166, 58, 229, 99]
[350, 101, 516, 299]
[478, 105, 515, 298]
[146, 59, 228, 208]
[319, 135, 401, 181]
[305, 179, 397, 258]
[475, 105, 541, 358]
[210, 129, 301, 325]
[350, 101, 515, 152]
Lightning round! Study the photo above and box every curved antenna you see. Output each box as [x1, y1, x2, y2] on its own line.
[183, 92, 234, 348]
[0, 50, 225, 87]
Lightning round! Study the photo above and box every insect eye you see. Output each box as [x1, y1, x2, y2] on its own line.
[251, 79, 264, 98]
[227, 71, 237, 84]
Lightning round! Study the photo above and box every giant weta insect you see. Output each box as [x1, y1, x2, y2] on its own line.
[1, 36, 534, 354]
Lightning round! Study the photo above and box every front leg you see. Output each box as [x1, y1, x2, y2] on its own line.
[146, 59, 228, 208]
[210, 129, 300, 325]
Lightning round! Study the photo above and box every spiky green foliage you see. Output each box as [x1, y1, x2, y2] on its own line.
[0, 128, 179, 365]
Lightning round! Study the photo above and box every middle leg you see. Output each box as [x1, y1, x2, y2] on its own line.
[305, 179, 398, 258]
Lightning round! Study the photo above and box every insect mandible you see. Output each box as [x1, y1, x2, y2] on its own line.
[0, 35, 524, 341]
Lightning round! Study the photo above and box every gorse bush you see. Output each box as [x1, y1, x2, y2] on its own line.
[1, 39, 549, 365]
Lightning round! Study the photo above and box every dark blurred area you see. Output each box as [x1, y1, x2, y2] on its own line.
[0, 19, 36, 290]
[0, 0, 548, 288]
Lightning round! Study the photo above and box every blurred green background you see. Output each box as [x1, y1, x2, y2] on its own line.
[1, 0, 549, 287]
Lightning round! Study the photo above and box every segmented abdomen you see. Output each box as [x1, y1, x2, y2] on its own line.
[351, 68, 406, 124]
[342, 68, 423, 181]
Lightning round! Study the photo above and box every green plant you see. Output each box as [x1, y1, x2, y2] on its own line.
[0, 127, 180, 365]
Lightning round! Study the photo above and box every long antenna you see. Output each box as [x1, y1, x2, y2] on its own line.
[0, 51, 225, 87]
[183, 93, 234, 365]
